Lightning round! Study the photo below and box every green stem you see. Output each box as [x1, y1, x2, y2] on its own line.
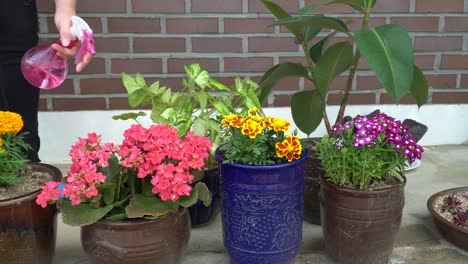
[335, 2, 373, 126]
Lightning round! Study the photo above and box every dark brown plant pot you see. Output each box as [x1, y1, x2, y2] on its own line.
[427, 187, 468, 251]
[81, 207, 191, 264]
[302, 138, 324, 225]
[0, 163, 62, 264]
[320, 177, 405, 264]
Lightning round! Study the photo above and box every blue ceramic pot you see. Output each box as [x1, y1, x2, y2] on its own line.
[216, 149, 308, 264]
[188, 167, 221, 227]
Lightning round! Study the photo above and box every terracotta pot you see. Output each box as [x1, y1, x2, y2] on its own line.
[0, 163, 62, 264]
[81, 208, 191, 264]
[320, 177, 405, 264]
[427, 187, 468, 251]
[302, 138, 323, 225]
[188, 167, 221, 227]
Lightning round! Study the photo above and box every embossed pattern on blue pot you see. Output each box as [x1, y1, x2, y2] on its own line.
[217, 150, 308, 264]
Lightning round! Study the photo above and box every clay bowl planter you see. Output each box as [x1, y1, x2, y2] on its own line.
[0, 163, 62, 264]
[320, 177, 406, 264]
[427, 187, 468, 251]
[81, 208, 191, 264]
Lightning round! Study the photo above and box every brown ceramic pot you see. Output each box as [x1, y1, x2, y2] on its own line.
[320, 177, 405, 264]
[427, 187, 468, 251]
[81, 207, 191, 264]
[0, 163, 62, 264]
[302, 138, 324, 225]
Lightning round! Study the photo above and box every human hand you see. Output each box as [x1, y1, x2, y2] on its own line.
[53, 9, 92, 73]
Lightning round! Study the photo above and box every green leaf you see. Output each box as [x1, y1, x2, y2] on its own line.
[273, 15, 349, 33]
[291, 90, 323, 136]
[302, 28, 321, 44]
[309, 31, 337, 63]
[299, 0, 365, 14]
[212, 99, 231, 116]
[194, 91, 209, 110]
[185, 64, 210, 89]
[160, 108, 175, 121]
[208, 79, 231, 92]
[314, 41, 354, 95]
[410, 65, 428, 108]
[105, 213, 128, 221]
[126, 194, 179, 219]
[160, 88, 172, 104]
[121, 73, 141, 94]
[258, 63, 309, 103]
[128, 89, 149, 107]
[262, 0, 301, 37]
[148, 81, 160, 95]
[60, 201, 115, 227]
[354, 24, 414, 101]
[192, 117, 208, 136]
[179, 182, 212, 207]
[112, 111, 147, 121]
[97, 183, 116, 205]
[135, 73, 146, 88]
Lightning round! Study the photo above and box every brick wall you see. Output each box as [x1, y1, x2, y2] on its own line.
[37, 0, 468, 111]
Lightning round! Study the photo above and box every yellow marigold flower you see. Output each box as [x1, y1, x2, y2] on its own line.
[0, 111, 24, 134]
[248, 107, 259, 115]
[276, 135, 302, 162]
[222, 114, 243, 128]
[241, 119, 264, 139]
[267, 117, 291, 132]
[0, 137, 3, 147]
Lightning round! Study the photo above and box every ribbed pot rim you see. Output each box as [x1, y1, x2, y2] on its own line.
[87, 207, 187, 229]
[0, 163, 62, 206]
[216, 148, 309, 170]
[320, 176, 406, 198]
[427, 187, 468, 235]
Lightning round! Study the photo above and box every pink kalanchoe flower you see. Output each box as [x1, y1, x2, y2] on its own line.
[36, 181, 61, 208]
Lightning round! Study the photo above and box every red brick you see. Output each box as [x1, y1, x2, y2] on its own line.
[52, 98, 106, 111]
[253, 77, 301, 92]
[415, 55, 436, 70]
[440, 55, 468, 69]
[249, 37, 298, 52]
[108, 18, 161, 33]
[38, 98, 48, 111]
[224, 57, 274, 72]
[94, 37, 129, 53]
[40, 79, 74, 95]
[134, 38, 186, 53]
[192, 38, 243, 53]
[461, 75, 468, 88]
[132, 0, 185, 13]
[391, 17, 440, 32]
[78, 0, 127, 13]
[167, 58, 219, 73]
[191, 0, 242, 13]
[166, 18, 218, 34]
[444, 17, 468, 32]
[80, 78, 125, 94]
[278, 56, 307, 65]
[111, 58, 163, 74]
[356, 76, 383, 90]
[426, 75, 457, 89]
[328, 76, 349, 90]
[416, 0, 465, 13]
[380, 93, 417, 104]
[46, 17, 103, 33]
[37, 1, 55, 13]
[327, 93, 376, 105]
[432, 92, 468, 104]
[373, 0, 410, 13]
[224, 18, 275, 33]
[249, 0, 299, 13]
[273, 94, 292, 107]
[304, 1, 354, 13]
[69, 58, 106, 74]
[414, 36, 463, 51]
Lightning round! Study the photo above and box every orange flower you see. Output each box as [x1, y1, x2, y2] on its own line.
[241, 118, 264, 139]
[0, 111, 24, 135]
[276, 135, 302, 162]
[267, 117, 291, 132]
[222, 114, 243, 128]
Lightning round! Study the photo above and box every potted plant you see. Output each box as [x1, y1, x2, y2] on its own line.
[216, 107, 308, 264]
[116, 64, 262, 227]
[0, 111, 62, 264]
[259, 0, 429, 224]
[316, 112, 423, 264]
[427, 187, 467, 251]
[36, 123, 212, 263]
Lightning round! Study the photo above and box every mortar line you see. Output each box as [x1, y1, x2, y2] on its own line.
[409, 0, 416, 12]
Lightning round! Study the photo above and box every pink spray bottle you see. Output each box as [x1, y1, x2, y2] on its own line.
[21, 16, 96, 89]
